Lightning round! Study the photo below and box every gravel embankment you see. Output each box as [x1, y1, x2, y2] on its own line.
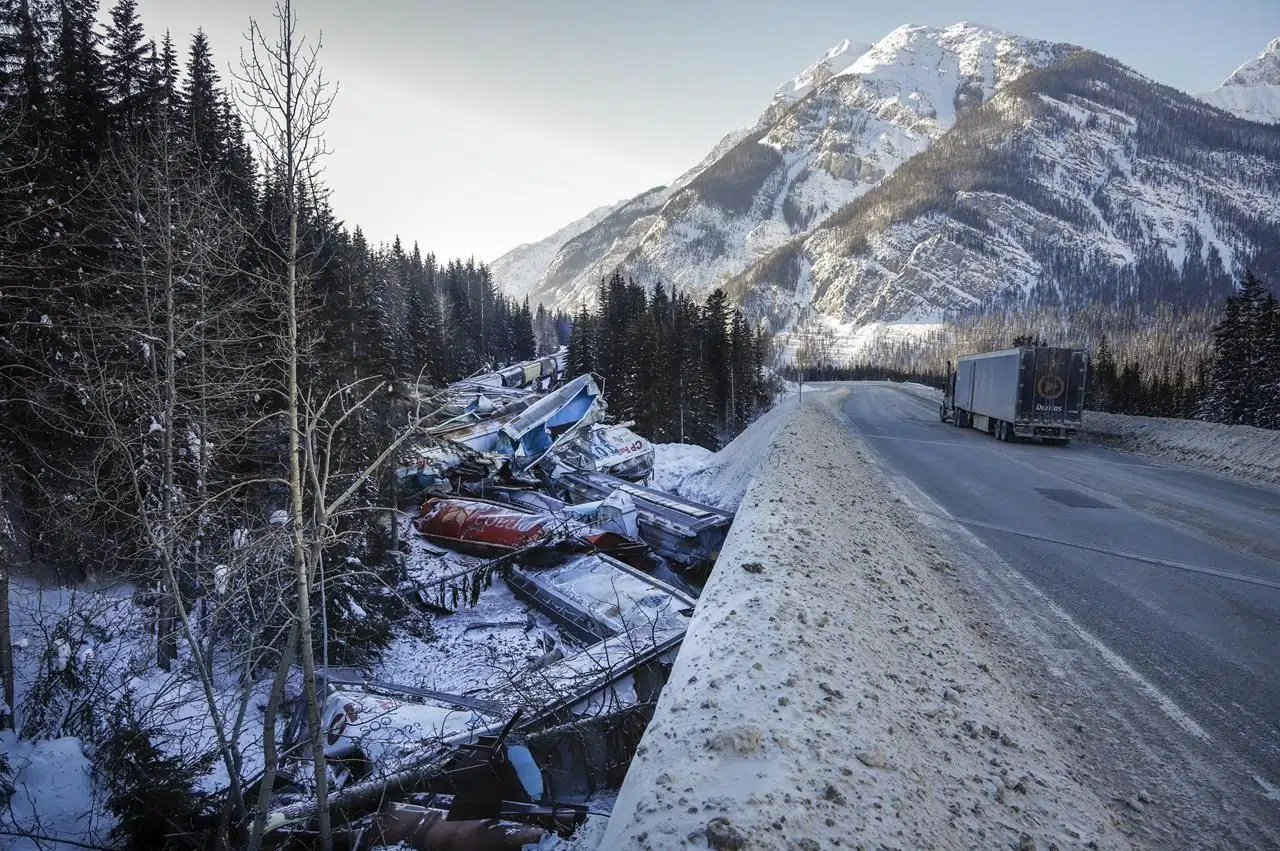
[600, 393, 1133, 851]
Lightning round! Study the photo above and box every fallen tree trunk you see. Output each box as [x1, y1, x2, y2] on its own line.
[261, 720, 506, 835]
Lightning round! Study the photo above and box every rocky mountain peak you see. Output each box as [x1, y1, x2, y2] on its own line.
[1198, 37, 1280, 124]
[493, 23, 1279, 351]
[1222, 36, 1280, 87]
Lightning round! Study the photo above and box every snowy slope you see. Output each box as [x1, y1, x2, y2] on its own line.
[504, 23, 1070, 311]
[729, 51, 1280, 338]
[1197, 37, 1280, 124]
[1082, 410, 1280, 485]
[759, 37, 873, 125]
[650, 390, 813, 511]
[489, 201, 626, 299]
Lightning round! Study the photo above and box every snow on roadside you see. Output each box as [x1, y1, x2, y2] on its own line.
[652, 389, 832, 511]
[601, 392, 1131, 851]
[1082, 410, 1280, 485]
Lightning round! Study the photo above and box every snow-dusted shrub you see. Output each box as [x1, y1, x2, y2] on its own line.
[96, 690, 216, 850]
[20, 607, 117, 743]
[320, 549, 434, 667]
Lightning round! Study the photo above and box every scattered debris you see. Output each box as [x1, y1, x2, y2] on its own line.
[262, 353, 719, 848]
[552, 421, 655, 481]
[413, 496, 650, 567]
[705, 816, 749, 850]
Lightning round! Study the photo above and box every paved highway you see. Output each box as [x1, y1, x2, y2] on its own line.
[838, 382, 1280, 849]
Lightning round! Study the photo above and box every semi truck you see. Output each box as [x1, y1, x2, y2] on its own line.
[940, 346, 1088, 444]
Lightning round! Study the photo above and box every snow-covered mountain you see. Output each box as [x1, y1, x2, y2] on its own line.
[1198, 38, 1280, 124]
[496, 23, 1072, 311]
[489, 201, 624, 299]
[495, 24, 1280, 351]
[729, 52, 1280, 339]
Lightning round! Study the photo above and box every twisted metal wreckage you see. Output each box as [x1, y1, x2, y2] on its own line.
[259, 351, 733, 849]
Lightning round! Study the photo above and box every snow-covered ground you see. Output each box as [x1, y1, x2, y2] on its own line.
[376, 530, 566, 695]
[0, 734, 98, 850]
[651, 391, 820, 512]
[601, 392, 1131, 850]
[650, 443, 714, 495]
[1082, 410, 1280, 485]
[1, 577, 277, 849]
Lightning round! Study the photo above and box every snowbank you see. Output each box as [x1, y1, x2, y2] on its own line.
[651, 443, 714, 495]
[652, 391, 826, 512]
[601, 393, 1131, 851]
[0, 733, 103, 850]
[1082, 411, 1280, 485]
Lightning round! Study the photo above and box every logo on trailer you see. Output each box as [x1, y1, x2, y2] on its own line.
[1037, 375, 1065, 399]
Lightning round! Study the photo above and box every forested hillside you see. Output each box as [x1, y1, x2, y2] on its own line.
[0, 0, 556, 581]
[0, 0, 591, 844]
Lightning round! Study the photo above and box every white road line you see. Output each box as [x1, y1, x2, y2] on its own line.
[939, 514, 1280, 592]
[1042, 593, 1212, 742]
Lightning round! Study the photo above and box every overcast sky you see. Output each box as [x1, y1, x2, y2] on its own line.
[129, 0, 1279, 263]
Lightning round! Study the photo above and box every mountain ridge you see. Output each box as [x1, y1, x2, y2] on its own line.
[729, 49, 1280, 349]
[495, 22, 1074, 312]
[492, 24, 1280, 353]
[1197, 37, 1280, 124]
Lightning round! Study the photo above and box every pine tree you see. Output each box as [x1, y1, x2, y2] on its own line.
[154, 30, 181, 119]
[1090, 334, 1117, 411]
[567, 302, 595, 376]
[512, 297, 536, 361]
[701, 288, 732, 441]
[103, 0, 149, 135]
[1257, 292, 1280, 429]
[50, 0, 107, 181]
[1201, 292, 1246, 423]
[1237, 271, 1270, 426]
[181, 29, 221, 163]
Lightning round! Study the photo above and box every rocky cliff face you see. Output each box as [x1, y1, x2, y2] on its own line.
[495, 23, 1072, 311]
[729, 52, 1280, 346]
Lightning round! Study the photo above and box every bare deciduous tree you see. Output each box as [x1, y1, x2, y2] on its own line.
[234, 1, 338, 844]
